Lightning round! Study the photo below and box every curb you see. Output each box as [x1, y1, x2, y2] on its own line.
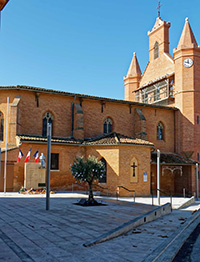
[83, 202, 171, 247]
[142, 208, 200, 262]
[178, 196, 195, 209]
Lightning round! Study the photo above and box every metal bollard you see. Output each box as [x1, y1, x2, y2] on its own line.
[116, 187, 119, 200]
[183, 188, 186, 198]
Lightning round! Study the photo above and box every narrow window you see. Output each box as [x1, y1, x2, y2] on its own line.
[42, 112, 53, 137]
[154, 41, 159, 59]
[198, 153, 199, 161]
[0, 111, 4, 141]
[197, 116, 199, 125]
[157, 122, 164, 140]
[51, 153, 59, 170]
[99, 158, 107, 183]
[104, 118, 113, 134]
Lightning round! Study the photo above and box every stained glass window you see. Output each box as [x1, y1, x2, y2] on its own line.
[104, 118, 113, 134]
[157, 122, 164, 140]
[42, 112, 53, 137]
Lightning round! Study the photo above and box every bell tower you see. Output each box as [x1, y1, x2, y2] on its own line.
[148, 16, 170, 62]
[173, 18, 200, 158]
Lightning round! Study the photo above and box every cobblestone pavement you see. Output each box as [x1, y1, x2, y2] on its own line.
[0, 195, 199, 262]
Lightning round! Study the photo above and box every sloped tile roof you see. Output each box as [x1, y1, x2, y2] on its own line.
[83, 132, 154, 146]
[0, 85, 176, 110]
[17, 133, 154, 147]
[17, 135, 81, 145]
[151, 152, 196, 165]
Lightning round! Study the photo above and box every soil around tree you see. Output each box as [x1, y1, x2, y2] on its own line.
[74, 198, 107, 206]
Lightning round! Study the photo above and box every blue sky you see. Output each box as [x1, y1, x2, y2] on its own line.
[0, 0, 200, 99]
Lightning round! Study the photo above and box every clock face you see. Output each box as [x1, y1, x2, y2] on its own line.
[183, 58, 193, 68]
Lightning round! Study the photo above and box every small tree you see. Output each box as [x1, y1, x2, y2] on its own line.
[71, 155, 106, 203]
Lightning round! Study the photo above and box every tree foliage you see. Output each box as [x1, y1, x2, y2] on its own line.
[71, 155, 106, 203]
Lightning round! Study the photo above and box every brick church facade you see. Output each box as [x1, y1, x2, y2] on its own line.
[0, 16, 199, 196]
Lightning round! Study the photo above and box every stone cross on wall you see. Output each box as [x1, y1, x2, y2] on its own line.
[131, 162, 137, 177]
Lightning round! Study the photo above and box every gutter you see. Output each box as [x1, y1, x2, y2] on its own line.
[71, 96, 76, 138]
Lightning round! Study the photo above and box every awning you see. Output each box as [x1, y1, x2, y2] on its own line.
[151, 152, 196, 165]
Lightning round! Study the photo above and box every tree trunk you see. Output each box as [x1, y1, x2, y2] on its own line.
[88, 182, 94, 203]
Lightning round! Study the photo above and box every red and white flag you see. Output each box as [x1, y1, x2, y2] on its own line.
[17, 150, 24, 162]
[25, 149, 31, 163]
[33, 150, 39, 163]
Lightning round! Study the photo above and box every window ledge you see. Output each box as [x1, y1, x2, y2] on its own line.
[50, 170, 60, 172]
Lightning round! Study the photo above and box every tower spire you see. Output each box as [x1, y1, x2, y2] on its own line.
[176, 17, 198, 49]
[126, 52, 142, 77]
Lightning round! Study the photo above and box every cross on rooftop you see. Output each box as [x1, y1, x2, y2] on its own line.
[157, 0, 162, 18]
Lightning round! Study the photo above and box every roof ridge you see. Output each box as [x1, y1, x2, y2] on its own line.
[0, 86, 177, 111]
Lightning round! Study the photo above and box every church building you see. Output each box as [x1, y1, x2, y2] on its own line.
[0, 15, 199, 197]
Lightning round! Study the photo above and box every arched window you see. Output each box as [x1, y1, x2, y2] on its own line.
[157, 122, 164, 140]
[104, 118, 113, 134]
[130, 157, 138, 183]
[42, 112, 53, 137]
[99, 158, 107, 183]
[154, 41, 159, 59]
[0, 111, 4, 141]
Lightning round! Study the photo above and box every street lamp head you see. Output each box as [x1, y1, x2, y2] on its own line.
[0, 0, 9, 11]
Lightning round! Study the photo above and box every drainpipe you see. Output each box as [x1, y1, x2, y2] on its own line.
[196, 163, 199, 201]
[0, 147, 1, 180]
[157, 149, 160, 205]
[71, 96, 76, 138]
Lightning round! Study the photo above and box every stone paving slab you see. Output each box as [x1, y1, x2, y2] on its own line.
[0, 196, 155, 261]
[0, 195, 199, 261]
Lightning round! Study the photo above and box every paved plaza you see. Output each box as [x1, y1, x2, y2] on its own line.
[0, 193, 199, 261]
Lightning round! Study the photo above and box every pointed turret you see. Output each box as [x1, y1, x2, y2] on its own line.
[126, 52, 142, 78]
[177, 18, 198, 49]
[124, 52, 142, 101]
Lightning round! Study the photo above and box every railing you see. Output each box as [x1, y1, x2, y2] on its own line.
[72, 183, 88, 194]
[151, 188, 172, 206]
[117, 186, 135, 202]
[92, 184, 110, 196]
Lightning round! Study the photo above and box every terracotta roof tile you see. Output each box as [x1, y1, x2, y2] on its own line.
[84, 133, 154, 146]
[17, 135, 81, 145]
[151, 152, 196, 165]
[0, 85, 176, 110]
[17, 133, 154, 147]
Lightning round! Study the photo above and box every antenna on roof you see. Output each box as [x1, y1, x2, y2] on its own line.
[157, 0, 162, 18]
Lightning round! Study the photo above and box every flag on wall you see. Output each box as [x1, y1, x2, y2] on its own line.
[33, 150, 39, 163]
[25, 149, 31, 163]
[17, 150, 24, 162]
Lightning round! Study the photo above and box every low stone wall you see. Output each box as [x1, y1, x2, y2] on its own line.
[84, 202, 172, 247]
